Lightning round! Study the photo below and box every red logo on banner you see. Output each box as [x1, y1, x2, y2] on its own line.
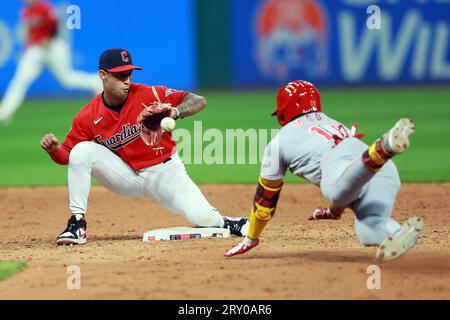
[255, 0, 329, 81]
[121, 51, 129, 62]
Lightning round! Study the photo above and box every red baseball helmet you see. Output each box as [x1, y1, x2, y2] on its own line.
[272, 80, 322, 126]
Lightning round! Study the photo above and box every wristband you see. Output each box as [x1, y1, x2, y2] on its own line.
[173, 107, 180, 120]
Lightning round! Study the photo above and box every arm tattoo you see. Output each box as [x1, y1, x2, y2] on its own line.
[176, 93, 206, 119]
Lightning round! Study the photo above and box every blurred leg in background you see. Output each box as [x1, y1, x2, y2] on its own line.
[0, 46, 45, 122]
[47, 37, 103, 96]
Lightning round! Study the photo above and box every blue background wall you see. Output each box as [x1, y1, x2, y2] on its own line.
[1, 0, 449, 96]
[231, 0, 450, 87]
[0, 0, 197, 97]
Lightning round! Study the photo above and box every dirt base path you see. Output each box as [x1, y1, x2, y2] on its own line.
[0, 183, 449, 299]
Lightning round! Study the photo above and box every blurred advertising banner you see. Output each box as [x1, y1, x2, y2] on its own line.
[0, 0, 196, 97]
[231, 0, 450, 87]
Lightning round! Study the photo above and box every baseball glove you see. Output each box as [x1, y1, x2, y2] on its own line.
[137, 102, 173, 147]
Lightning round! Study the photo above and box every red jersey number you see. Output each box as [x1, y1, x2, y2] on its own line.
[309, 124, 349, 142]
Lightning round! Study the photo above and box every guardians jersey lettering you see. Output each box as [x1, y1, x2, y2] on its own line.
[94, 123, 140, 151]
[55, 83, 188, 171]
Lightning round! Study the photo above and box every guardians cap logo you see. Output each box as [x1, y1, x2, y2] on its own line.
[254, 0, 329, 81]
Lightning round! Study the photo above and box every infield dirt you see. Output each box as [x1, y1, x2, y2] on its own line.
[0, 183, 449, 299]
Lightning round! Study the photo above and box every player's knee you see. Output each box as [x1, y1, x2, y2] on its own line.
[383, 161, 401, 191]
[326, 190, 341, 205]
[69, 141, 96, 166]
[323, 178, 365, 207]
[324, 188, 349, 207]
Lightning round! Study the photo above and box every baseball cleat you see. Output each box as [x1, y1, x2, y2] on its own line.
[223, 217, 250, 237]
[224, 237, 260, 257]
[385, 118, 415, 155]
[308, 207, 342, 220]
[56, 215, 87, 245]
[376, 217, 424, 261]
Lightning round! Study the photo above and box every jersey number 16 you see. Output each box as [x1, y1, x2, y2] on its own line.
[309, 124, 350, 142]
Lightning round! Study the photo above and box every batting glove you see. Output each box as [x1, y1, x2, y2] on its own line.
[224, 237, 260, 257]
[308, 207, 342, 220]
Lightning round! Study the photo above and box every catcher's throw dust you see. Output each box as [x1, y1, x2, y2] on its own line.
[225, 80, 423, 261]
[39, 48, 249, 245]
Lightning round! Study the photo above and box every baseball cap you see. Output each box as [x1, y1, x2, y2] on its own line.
[99, 48, 143, 72]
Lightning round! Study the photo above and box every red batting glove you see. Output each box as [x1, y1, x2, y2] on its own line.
[224, 237, 260, 257]
[308, 207, 342, 220]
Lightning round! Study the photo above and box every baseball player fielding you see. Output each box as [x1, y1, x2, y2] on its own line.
[39, 48, 249, 246]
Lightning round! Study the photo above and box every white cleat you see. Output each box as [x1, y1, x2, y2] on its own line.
[376, 217, 424, 261]
[56, 215, 87, 245]
[386, 118, 415, 154]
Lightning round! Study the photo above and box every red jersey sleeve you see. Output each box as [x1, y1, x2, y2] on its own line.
[63, 113, 93, 150]
[48, 144, 70, 165]
[47, 112, 92, 165]
[154, 86, 189, 107]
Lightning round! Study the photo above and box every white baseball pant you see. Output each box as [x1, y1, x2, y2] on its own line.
[320, 138, 402, 246]
[68, 141, 225, 227]
[0, 37, 102, 119]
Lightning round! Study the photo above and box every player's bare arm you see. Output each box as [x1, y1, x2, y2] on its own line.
[40, 133, 59, 153]
[173, 93, 206, 119]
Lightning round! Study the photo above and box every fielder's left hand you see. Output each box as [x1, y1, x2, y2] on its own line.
[137, 102, 173, 147]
